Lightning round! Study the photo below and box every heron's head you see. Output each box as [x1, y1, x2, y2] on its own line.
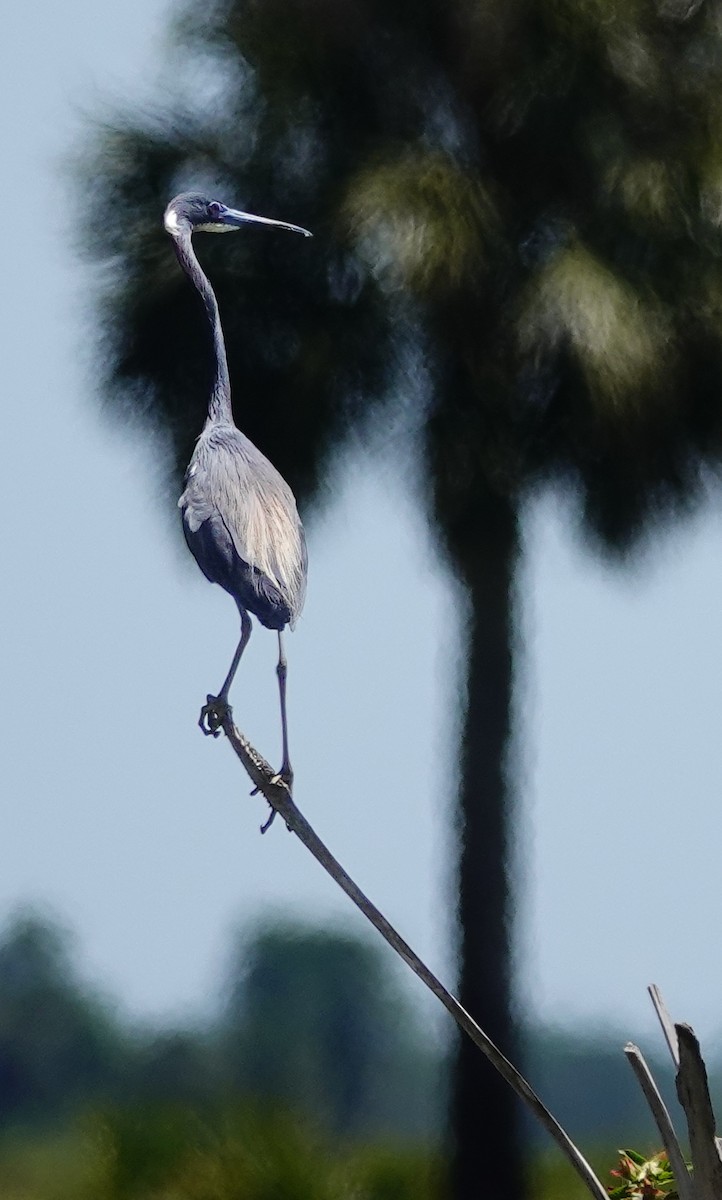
[164, 192, 312, 239]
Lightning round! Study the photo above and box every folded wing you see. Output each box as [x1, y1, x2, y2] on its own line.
[179, 426, 307, 630]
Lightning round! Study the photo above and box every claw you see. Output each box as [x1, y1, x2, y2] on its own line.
[198, 694, 230, 737]
[258, 769, 293, 833]
[260, 807, 277, 834]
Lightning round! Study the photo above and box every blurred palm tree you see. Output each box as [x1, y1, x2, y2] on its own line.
[79, 1, 722, 1196]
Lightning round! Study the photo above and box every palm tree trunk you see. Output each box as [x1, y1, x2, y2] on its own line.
[448, 491, 525, 1200]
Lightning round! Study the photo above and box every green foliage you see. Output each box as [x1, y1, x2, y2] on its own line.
[517, 240, 672, 418]
[4, 909, 717, 1197]
[342, 1143, 446, 1200]
[0, 911, 125, 1125]
[4, 1115, 654, 1200]
[0, 913, 443, 1144]
[91, 1106, 328, 1200]
[2, 909, 717, 1191]
[71, 1106, 442, 1200]
[221, 919, 439, 1139]
[0, 1126, 96, 1200]
[342, 152, 500, 297]
[122, 1031, 221, 1110]
[608, 1148, 679, 1199]
[527, 1151, 605, 1200]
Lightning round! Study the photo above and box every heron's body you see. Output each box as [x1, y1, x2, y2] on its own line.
[164, 190, 311, 792]
[179, 423, 307, 631]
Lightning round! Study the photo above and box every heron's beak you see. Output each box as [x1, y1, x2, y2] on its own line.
[220, 206, 312, 238]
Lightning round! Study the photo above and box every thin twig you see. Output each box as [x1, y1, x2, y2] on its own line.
[215, 711, 609, 1200]
[624, 1042, 693, 1200]
[648, 985, 680, 1069]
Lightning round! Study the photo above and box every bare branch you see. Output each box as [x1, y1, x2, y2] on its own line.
[676, 1023, 722, 1200]
[624, 1042, 693, 1200]
[648, 985, 680, 1069]
[215, 710, 609, 1200]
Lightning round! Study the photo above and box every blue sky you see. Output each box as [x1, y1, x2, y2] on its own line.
[4, 0, 722, 1060]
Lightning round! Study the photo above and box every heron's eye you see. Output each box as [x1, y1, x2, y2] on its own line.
[208, 201, 223, 220]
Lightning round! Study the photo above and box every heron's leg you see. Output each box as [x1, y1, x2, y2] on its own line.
[275, 630, 293, 787]
[199, 608, 252, 737]
[258, 631, 292, 831]
[219, 608, 253, 700]
[254, 631, 293, 830]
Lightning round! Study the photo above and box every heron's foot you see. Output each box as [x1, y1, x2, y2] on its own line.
[198, 694, 230, 738]
[256, 766, 293, 834]
[273, 764, 294, 793]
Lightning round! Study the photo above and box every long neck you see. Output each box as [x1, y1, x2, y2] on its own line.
[172, 228, 234, 427]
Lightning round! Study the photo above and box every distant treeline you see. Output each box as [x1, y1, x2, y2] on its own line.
[0, 911, 705, 1148]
